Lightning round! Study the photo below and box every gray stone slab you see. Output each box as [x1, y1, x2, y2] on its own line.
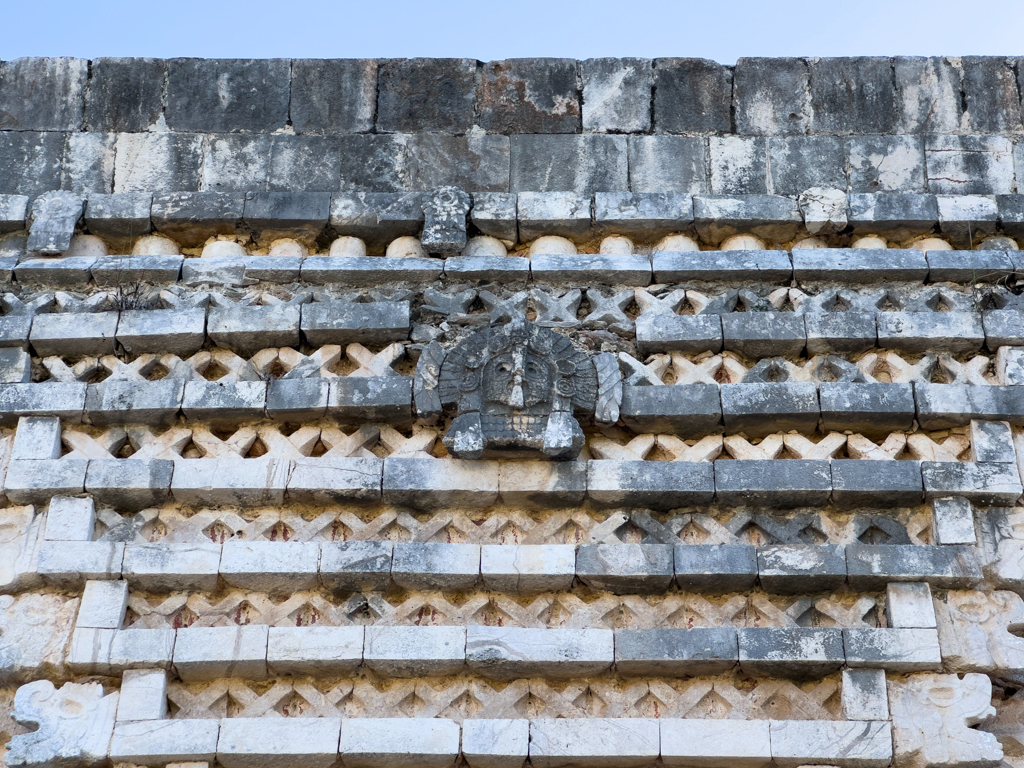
[84, 57, 166, 133]
[290, 58, 377, 134]
[478, 59, 581, 134]
[442, 256, 530, 282]
[467, 626, 613, 680]
[733, 57, 810, 136]
[377, 58, 478, 133]
[16, 257, 96, 289]
[626, 138, 706, 195]
[983, 310, 1024, 348]
[122, 542, 222, 592]
[576, 543, 674, 594]
[619, 383, 722, 437]
[593, 192, 694, 236]
[768, 136, 845, 195]
[0, 382, 86, 425]
[586, 460, 715, 510]
[738, 627, 844, 678]
[847, 192, 939, 236]
[653, 250, 792, 283]
[847, 135, 927, 193]
[92, 255, 183, 285]
[328, 192, 423, 247]
[151, 192, 244, 247]
[85, 380, 185, 427]
[181, 381, 267, 424]
[300, 301, 410, 347]
[498, 461, 587, 508]
[720, 382, 819, 437]
[582, 58, 654, 133]
[770, 720, 892, 768]
[932, 496, 977, 545]
[239, 256, 302, 283]
[287, 456, 382, 505]
[846, 544, 982, 589]
[83, 192, 152, 242]
[757, 544, 847, 594]
[470, 192, 518, 242]
[320, 540, 393, 593]
[913, 383, 1024, 429]
[383, 457, 499, 508]
[709, 136, 768, 195]
[895, 57, 963, 134]
[116, 308, 205, 356]
[722, 312, 806, 358]
[0, 316, 32, 350]
[819, 382, 915, 434]
[843, 627, 941, 672]
[793, 249, 928, 283]
[392, 541, 480, 591]
[480, 544, 576, 594]
[85, 459, 173, 512]
[928, 250, 1015, 284]
[615, 628, 737, 675]
[926, 134, 1015, 195]
[808, 56, 897, 134]
[516, 191, 593, 240]
[208, 305, 300, 356]
[300, 256, 442, 286]
[0, 194, 28, 233]
[0, 58, 88, 131]
[529, 254, 651, 286]
[243, 191, 331, 241]
[635, 314, 723, 355]
[921, 461, 1022, 506]
[164, 58, 290, 132]
[328, 376, 412, 426]
[4, 458, 89, 504]
[804, 312, 878, 355]
[654, 57, 732, 134]
[715, 460, 832, 508]
[842, 668, 890, 720]
[830, 460, 923, 508]
[0, 348, 30, 383]
[998, 194, 1024, 238]
[674, 544, 758, 592]
[693, 196, 802, 245]
[970, 419, 1015, 463]
[29, 311, 118, 356]
[266, 378, 330, 421]
[877, 312, 985, 354]
[511, 135, 627, 194]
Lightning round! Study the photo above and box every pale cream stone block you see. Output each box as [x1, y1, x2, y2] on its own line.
[363, 625, 465, 677]
[110, 720, 219, 765]
[661, 718, 772, 767]
[341, 717, 460, 768]
[462, 719, 529, 768]
[116, 669, 167, 721]
[769, 720, 892, 768]
[77, 579, 128, 629]
[266, 626, 363, 675]
[480, 545, 576, 594]
[217, 718, 342, 768]
[528, 718, 660, 768]
[173, 625, 268, 682]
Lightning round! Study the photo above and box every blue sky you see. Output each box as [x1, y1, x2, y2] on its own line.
[4, 0, 1024, 62]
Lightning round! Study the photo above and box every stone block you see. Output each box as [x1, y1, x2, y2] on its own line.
[467, 626, 614, 679]
[462, 719, 530, 768]
[0, 193, 28, 232]
[290, 58, 377, 134]
[847, 192, 939, 237]
[216, 718, 341, 768]
[220, 541, 319, 595]
[287, 456, 382, 504]
[114, 133, 204, 194]
[62, 131, 114, 195]
[173, 624, 268, 682]
[341, 717, 461, 768]
[319, 540, 393, 593]
[208, 305, 300, 356]
[516, 191, 592, 240]
[721, 312, 807, 358]
[0, 57, 88, 131]
[37, 540, 124, 585]
[117, 668, 167, 721]
[757, 544, 847, 594]
[846, 544, 982, 589]
[268, 134, 344, 192]
[151, 191, 244, 247]
[30, 311, 118, 357]
[377, 58, 477, 133]
[819, 382, 916, 434]
[116, 309, 205, 356]
[709, 136, 768, 194]
[913, 383, 1023, 430]
[937, 195, 1001, 248]
[843, 627, 942, 671]
[181, 381, 267, 424]
[894, 57, 962, 133]
[4, 459, 88, 504]
[593, 191, 694, 238]
[830, 460, 923, 508]
[383, 457, 499, 508]
[109, 627, 176, 670]
[769, 720, 892, 768]
[768, 136, 846, 194]
[738, 627, 845, 677]
[962, 56, 1023, 132]
[478, 59, 580, 133]
[576, 543, 674, 594]
[582, 58, 653, 133]
[877, 312, 985, 354]
[85, 380, 185, 427]
[300, 301, 409, 346]
[66, 626, 116, 674]
[675, 544, 758, 592]
[110, 719, 220, 765]
[363, 625, 466, 677]
[983, 310, 1024, 348]
[615, 628, 738, 676]
[998, 194, 1024, 238]
[734, 57, 810, 136]
[242, 191, 331, 241]
[470, 192, 518, 242]
[793, 248, 928, 283]
[586, 459, 714, 510]
[528, 717, 660, 768]
[84, 192, 152, 243]
[661, 718, 772, 768]
[44, 495, 95, 541]
[618, 383, 722, 437]
[808, 57, 896, 134]
[29, 189, 83, 254]
[0, 132, 63, 197]
[481, 544, 576, 593]
[266, 378, 330, 421]
[720, 382, 819, 438]
[329, 376, 412, 426]
[511, 135, 628, 194]
[13, 416, 63, 460]
[926, 134, 1015, 195]
[391, 541, 480, 590]
[123, 542, 222, 592]
[301, 255, 442, 286]
[170, 458, 290, 506]
[626, 137, 706, 194]
[970, 419, 1015, 463]
[0, 316, 32, 350]
[842, 668, 890, 721]
[847, 135, 927, 193]
[715, 459, 832, 508]
[530, 253, 651, 286]
[443, 256, 530, 281]
[693, 195, 802, 244]
[635, 314, 723, 355]
[164, 58, 290, 132]
[84, 57, 166, 132]
[922, 461, 1022, 505]
[653, 250, 792, 283]
[266, 626, 363, 675]
[77, 579, 128, 629]
[497, 460, 586, 508]
[933, 497, 977, 545]
[886, 582, 937, 628]
[654, 57, 731, 134]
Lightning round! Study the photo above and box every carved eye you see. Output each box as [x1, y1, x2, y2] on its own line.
[496, 362, 512, 374]
[526, 362, 544, 376]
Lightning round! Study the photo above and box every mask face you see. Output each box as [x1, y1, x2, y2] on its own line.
[483, 348, 553, 410]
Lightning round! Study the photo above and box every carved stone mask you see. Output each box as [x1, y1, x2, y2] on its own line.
[483, 349, 553, 410]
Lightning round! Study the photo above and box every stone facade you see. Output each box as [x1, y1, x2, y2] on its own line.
[1, 55, 1024, 768]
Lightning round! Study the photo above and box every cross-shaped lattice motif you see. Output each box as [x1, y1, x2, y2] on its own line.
[857, 351, 937, 383]
[378, 426, 438, 459]
[42, 355, 100, 382]
[479, 290, 529, 323]
[633, 288, 687, 317]
[61, 427, 127, 460]
[654, 434, 723, 462]
[530, 289, 582, 326]
[127, 427, 193, 459]
[669, 352, 747, 385]
[846, 433, 906, 460]
[618, 353, 669, 386]
[346, 343, 404, 377]
[582, 289, 633, 334]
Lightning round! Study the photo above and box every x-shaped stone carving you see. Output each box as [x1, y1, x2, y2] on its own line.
[589, 434, 655, 461]
[42, 356, 100, 383]
[619, 352, 669, 386]
[54, 291, 119, 314]
[1, 292, 54, 315]
[654, 434, 723, 462]
[255, 425, 321, 458]
[633, 288, 687, 317]
[790, 288, 881, 314]
[937, 354, 992, 385]
[379, 426, 438, 459]
[98, 354, 163, 382]
[783, 432, 847, 460]
[669, 352, 747, 385]
[857, 351, 937, 383]
[907, 432, 970, 462]
[320, 425, 380, 459]
[531, 289, 581, 326]
[252, 346, 342, 380]
[846, 433, 906, 460]
[422, 288, 476, 316]
[582, 289, 634, 333]
[62, 427, 127, 460]
[190, 426, 257, 458]
[127, 427, 193, 459]
[346, 342, 404, 377]
[738, 287, 791, 312]
[686, 289, 738, 315]
[723, 434, 784, 460]
[479, 290, 529, 323]
[184, 349, 261, 382]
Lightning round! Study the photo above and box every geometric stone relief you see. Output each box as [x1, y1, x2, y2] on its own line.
[934, 590, 1024, 680]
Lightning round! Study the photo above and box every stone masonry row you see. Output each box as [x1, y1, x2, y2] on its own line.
[7, 129, 1024, 197]
[3, 56, 1024, 139]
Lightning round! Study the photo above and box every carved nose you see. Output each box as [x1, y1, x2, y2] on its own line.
[509, 373, 525, 409]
